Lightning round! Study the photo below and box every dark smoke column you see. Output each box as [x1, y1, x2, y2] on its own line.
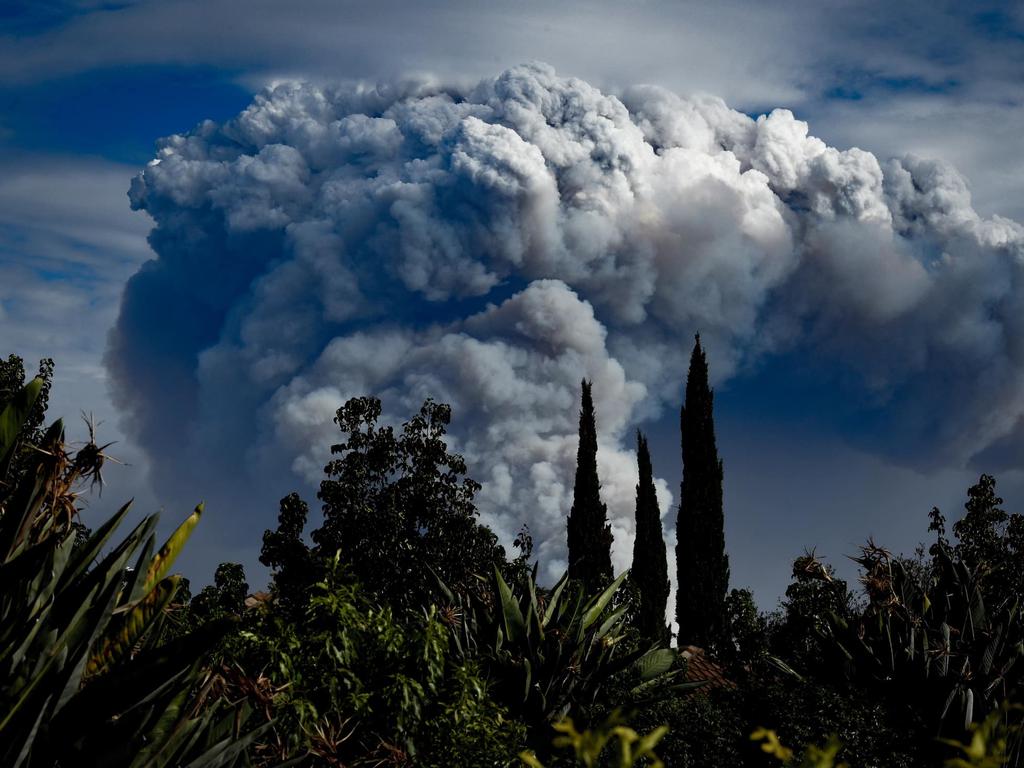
[676, 335, 729, 650]
[566, 379, 614, 595]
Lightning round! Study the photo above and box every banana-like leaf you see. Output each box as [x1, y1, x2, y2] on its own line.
[635, 648, 676, 681]
[143, 505, 202, 594]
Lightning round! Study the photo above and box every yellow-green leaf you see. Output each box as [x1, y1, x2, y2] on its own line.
[143, 504, 202, 593]
[87, 576, 180, 677]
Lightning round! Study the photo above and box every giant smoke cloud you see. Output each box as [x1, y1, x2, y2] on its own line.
[110, 63, 1024, 580]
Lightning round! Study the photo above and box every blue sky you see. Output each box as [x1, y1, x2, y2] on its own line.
[2, 0, 1023, 606]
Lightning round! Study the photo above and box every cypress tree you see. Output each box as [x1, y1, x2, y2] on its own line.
[567, 379, 614, 595]
[676, 334, 729, 650]
[631, 430, 670, 645]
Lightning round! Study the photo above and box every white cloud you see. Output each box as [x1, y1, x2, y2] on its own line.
[107, 64, 1024, 584]
[0, 155, 161, 536]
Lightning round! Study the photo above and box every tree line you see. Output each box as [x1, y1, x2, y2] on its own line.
[1, 348, 1023, 767]
[567, 335, 729, 657]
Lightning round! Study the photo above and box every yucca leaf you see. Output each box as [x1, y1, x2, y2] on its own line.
[495, 566, 527, 645]
[596, 602, 630, 641]
[522, 657, 533, 703]
[526, 575, 544, 641]
[582, 570, 627, 631]
[120, 531, 157, 608]
[128, 679, 195, 768]
[180, 719, 279, 768]
[52, 561, 131, 715]
[144, 505, 202, 594]
[980, 624, 1002, 675]
[62, 500, 133, 586]
[543, 573, 570, 627]
[55, 515, 155, 639]
[6, 692, 51, 768]
[88, 576, 181, 677]
[635, 648, 676, 681]
[54, 617, 234, 732]
[940, 622, 951, 677]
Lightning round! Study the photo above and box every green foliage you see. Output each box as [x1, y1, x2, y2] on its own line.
[260, 492, 318, 612]
[947, 475, 1024, 613]
[442, 565, 691, 748]
[820, 540, 1023, 735]
[676, 334, 729, 651]
[737, 661, 925, 768]
[520, 712, 668, 768]
[769, 552, 858, 677]
[311, 396, 506, 609]
[751, 728, 847, 768]
[0, 379, 260, 767]
[567, 379, 614, 596]
[718, 588, 770, 672]
[0, 355, 53, 486]
[230, 553, 524, 766]
[630, 431, 670, 646]
[940, 703, 1024, 768]
[625, 688, 747, 768]
[752, 704, 1024, 768]
[192, 562, 250, 623]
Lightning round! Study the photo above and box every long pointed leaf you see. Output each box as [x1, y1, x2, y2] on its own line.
[144, 505, 202, 593]
[582, 570, 628, 631]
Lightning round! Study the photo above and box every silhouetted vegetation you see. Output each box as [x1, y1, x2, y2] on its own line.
[567, 379, 614, 596]
[676, 335, 729, 653]
[630, 430, 670, 646]
[5, 349, 1024, 766]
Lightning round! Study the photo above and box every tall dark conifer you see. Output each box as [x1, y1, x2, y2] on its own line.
[567, 379, 613, 595]
[676, 334, 729, 650]
[631, 430, 670, 645]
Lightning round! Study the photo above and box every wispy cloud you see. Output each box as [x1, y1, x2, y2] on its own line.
[0, 155, 158, 527]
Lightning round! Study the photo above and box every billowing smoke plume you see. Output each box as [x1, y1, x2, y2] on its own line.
[109, 63, 1024, 577]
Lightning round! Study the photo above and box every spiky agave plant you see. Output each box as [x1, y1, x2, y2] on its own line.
[440, 565, 697, 746]
[0, 378, 267, 767]
[817, 541, 1024, 738]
